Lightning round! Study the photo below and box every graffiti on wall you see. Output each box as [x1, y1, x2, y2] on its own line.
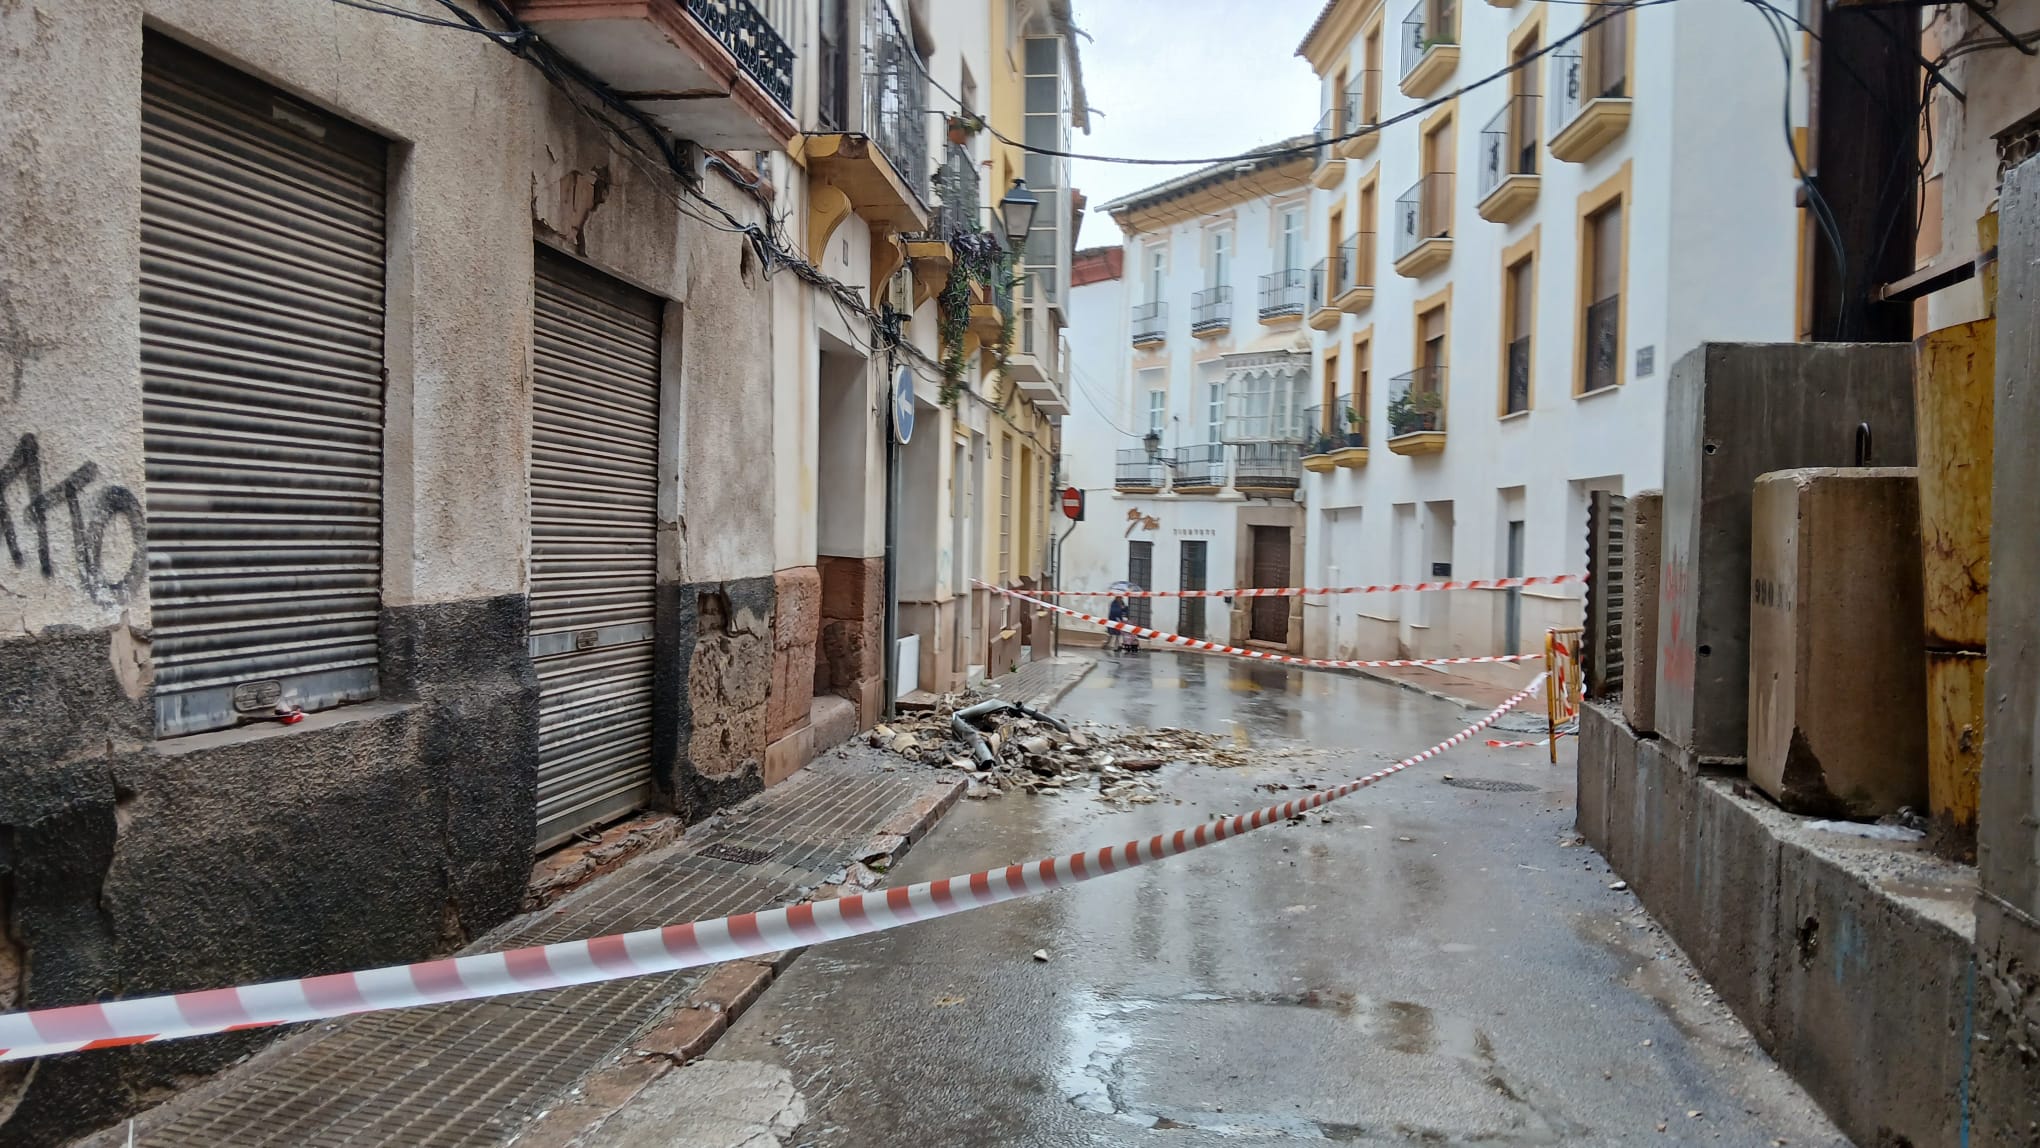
[0, 433, 145, 604]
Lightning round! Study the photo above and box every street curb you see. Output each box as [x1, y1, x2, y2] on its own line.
[513, 772, 968, 1148]
[1341, 665, 1489, 711]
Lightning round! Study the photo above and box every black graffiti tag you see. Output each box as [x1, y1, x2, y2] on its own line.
[0, 433, 145, 604]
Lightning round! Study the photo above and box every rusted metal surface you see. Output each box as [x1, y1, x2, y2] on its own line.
[1915, 319, 1994, 850]
[1925, 653, 1985, 861]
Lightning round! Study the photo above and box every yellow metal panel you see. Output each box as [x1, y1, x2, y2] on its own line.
[1915, 318, 1994, 844]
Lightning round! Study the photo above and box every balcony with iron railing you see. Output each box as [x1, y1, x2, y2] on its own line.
[1302, 405, 1336, 473]
[1115, 448, 1166, 493]
[804, 0, 932, 253]
[905, 142, 979, 306]
[1393, 173, 1454, 278]
[1399, 0, 1459, 97]
[1583, 295, 1621, 394]
[512, 0, 796, 150]
[1330, 391, 1369, 466]
[1312, 108, 1347, 189]
[1234, 442, 1304, 494]
[1337, 71, 1383, 159]
[1335, 234, 1375, 311]
[1172, 443, 1228, 493]
[1549, 8, 1631, 162]
[1131, 301, 1168, 347]
[1307, 255, 1343, 330]
[1477, 95, 1541, 223]
[1506, 335, 1532, 415]
[1259, 268, 1307, 322]
[1387, 365, 1447, 454]
[1191, 285, 1234, 338]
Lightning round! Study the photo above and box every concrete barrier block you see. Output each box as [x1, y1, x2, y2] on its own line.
[1747, 468, 1929, 816]
[1767, 843, 1969, 1147]
[1622, 490, 1663, 734]
[1656, 343, 1917, 764]
[1576, 702, 1621, 846]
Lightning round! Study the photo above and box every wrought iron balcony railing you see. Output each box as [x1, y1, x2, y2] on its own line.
[1401, 0, 1456, 80]
[1584, 296, 1620, 393]
[1191, 285, 1233, 333]
[1173, 443, 1227, 489]
[689, 0, 795, 109]
[1130, 301, 1168, 346]
[927, 141, 980, 241]
[1303, 404, 1332, 455]
[863, 0, 929, 202]
[1340, 233, 1375, 293]
[1394, 173, 1454, 261]
[1315, 107, 1341, 168]
[1115, 448, 1166, 490]
[1388, 365, 1447, 436]
[1551, 11, 1627, 135]
[1478, 96, 1540, 200]
[1260, 268, 1307, 319]
[1343, 69, 1382, 137]
[1333, 391, 1367, 446]
[1234, 442, 1303, 490]
[1309, 256, 1332, 313]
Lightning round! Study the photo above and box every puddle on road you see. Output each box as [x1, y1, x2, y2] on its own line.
[1057, 986, 1556, 1141]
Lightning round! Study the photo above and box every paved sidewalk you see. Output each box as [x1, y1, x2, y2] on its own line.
[84, 753, 964, 1148]
[1348, 662, 1532, 710]
[978, 652, 1096, 710]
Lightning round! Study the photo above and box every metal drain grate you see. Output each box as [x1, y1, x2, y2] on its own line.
[698, 842, 776, 865]
[1441, 777, 1539, 793]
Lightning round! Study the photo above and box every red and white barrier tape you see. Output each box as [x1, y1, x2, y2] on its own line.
[0, 676, 1545, 1062]
[1035, 574, 1579, 599]
[979, 580, 1542, 673]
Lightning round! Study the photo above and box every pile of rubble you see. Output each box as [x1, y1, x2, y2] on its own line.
[863, 693, 1282, 810]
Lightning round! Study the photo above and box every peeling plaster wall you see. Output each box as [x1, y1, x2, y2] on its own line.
[0, 3, 783, 1142]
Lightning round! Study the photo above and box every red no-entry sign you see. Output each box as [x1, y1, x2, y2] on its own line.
[1061, 487, 1085, 521]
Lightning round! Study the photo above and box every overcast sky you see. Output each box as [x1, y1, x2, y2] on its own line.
[1067, 0, 1327, 249]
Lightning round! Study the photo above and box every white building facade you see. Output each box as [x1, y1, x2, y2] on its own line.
[1295, 0, 1804, 678]
[1061, 145, 1318, 650]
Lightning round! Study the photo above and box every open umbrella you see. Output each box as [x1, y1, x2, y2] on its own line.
[1107, 580, 1141, 594]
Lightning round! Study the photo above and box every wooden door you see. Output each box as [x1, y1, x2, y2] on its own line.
[1250, 526, 1291, 643]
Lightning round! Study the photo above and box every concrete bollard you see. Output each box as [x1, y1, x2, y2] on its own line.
[1747, 468, 1928, 816]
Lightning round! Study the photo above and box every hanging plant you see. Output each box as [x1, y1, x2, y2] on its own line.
[935, 231, 1017, 408]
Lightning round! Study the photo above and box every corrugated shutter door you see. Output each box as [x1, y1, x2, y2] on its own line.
[530, 248, 662, 848]
[140, 35, 388, 737]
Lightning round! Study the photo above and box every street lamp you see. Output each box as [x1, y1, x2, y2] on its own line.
[1142, 429, 1162, 462]
[999, 178, 1038, 249]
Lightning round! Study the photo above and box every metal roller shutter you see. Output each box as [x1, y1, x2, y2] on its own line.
[140, 35, 388, 737]
[529, 247, 662, 848]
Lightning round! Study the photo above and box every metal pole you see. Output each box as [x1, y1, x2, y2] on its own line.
[882, 354, 902, 720]
[1545, 629, 1559, 765]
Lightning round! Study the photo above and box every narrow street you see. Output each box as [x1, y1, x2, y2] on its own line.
[608, 651, 1849, 1147]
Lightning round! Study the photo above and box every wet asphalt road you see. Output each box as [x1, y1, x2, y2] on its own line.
[707, 651, 1850, 1146]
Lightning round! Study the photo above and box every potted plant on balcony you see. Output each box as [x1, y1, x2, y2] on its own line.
[1388, 389, 1442, 436]
[946, 114, 983, 145]
[1342, 404, 1365, 448]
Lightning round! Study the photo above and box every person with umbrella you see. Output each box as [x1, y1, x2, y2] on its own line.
[1105, 580, 1142, 655]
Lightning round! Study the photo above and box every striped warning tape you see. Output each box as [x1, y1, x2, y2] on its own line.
[0, 676, 1546, 1063]
[1034, 574, 1579, 599]
[979, 580, 1543, 672]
